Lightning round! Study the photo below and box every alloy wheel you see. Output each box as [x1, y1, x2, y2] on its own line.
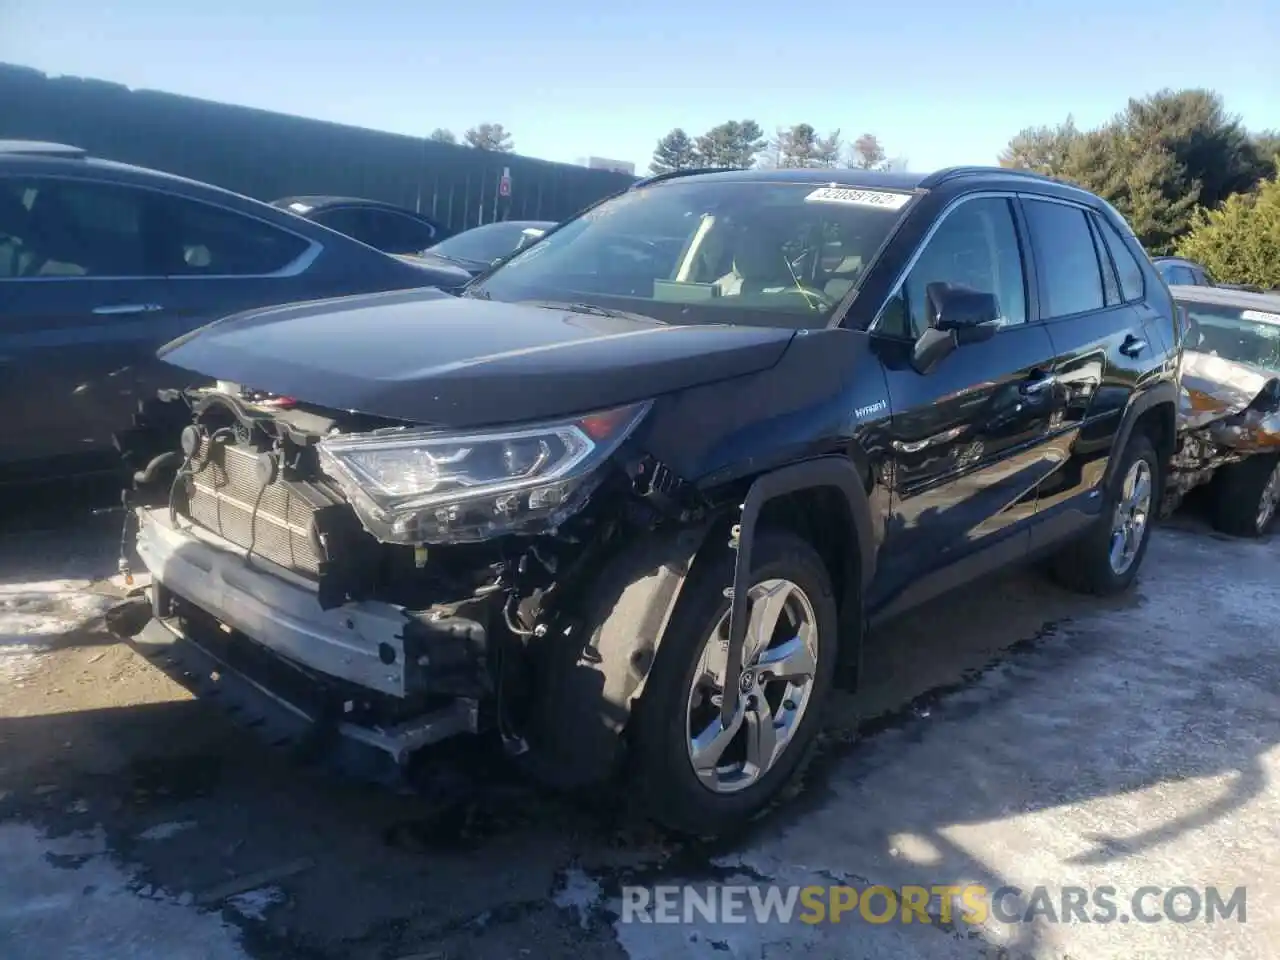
[1109, 458, 1153, 575]
[685, 579, 820, 795]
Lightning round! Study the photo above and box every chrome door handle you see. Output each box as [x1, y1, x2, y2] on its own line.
[1120, 334, 1147, 358]
[92, 303, 163, 316]
[1020, 373, 1059, 395]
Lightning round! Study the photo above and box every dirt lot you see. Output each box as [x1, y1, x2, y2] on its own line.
[2, 491, 1277, 959]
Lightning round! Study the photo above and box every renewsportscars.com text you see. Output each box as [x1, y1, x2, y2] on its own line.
[621, 884, 1247, 926]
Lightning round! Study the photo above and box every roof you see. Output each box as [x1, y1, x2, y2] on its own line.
[0, 140, 86, 158]
[272, 195, 424, 214]
[632, 163, 1083, 195]
[1170, 284, 1280, 312]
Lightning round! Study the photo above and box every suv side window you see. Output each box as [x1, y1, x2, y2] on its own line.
[878, 196, 1027, 339]
[0, 177, 150, 278]
[1022, 198, 1104, 318]
[1094, 215, 1145, 302]
[1086, 215, 1122, 307]
[150, 193, 311, 276]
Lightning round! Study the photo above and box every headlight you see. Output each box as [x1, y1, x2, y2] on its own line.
[317, 401, 651, 544]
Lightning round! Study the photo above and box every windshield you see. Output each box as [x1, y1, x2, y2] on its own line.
[429, 222, 539, 263]
[1182, 301, 1280, 371]
[469, 180, 914, 329]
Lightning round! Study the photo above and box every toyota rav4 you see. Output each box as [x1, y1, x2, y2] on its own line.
[118, 166, 1180, 836]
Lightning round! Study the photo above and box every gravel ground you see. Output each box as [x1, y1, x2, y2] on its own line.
[1, 490, 1276, 959]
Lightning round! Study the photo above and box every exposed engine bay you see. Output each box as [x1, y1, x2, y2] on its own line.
[116, 381, 704, 771]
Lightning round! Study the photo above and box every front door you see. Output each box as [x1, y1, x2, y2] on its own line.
[869, 195, 1062, 616]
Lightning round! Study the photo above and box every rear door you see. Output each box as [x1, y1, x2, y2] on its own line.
[1019, 196, 1150, 541]
[872, 194, 1061, 613]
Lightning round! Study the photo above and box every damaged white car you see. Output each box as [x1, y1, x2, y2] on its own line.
[1164, 286, 1280, 536]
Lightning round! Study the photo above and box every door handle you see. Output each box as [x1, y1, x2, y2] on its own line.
[92, 303, 163, 316]
[1120, 334, 1147, 358]
[1020, 372, 1059, 395]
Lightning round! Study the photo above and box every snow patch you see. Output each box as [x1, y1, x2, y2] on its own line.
[137, 821, 198, 842]
[225, 885, 285, 921]
[552, 866, 602, 929]
[0, 822, 250, 959]
[0, 580, 118, 683]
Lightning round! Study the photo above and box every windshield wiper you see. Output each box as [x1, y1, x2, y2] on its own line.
[519, 300, 663, 324]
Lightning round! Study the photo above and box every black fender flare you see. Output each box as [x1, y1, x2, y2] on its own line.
[525, 456, 874, 787]
[1104, 381, 1179, 491]
[719, 456, 874, 722]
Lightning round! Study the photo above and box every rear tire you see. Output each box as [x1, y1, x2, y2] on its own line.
[1210, 454, 1280, 538]
[629, 529, 838, 837]
[1050, 431, 1160, 596]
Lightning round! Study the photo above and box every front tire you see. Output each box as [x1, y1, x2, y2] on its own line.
[629, 529, 838, 837]
[1210, 454, 1280, 538]
[1050, 431, 1160, 596]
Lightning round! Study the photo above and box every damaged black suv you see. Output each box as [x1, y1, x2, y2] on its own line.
[120, 166, 1180, 836]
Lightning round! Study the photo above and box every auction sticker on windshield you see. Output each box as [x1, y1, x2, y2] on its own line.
[1242, 309, 1280, 326]
[804, 187, 913, 209]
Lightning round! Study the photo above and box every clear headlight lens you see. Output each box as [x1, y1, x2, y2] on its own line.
[317, 401, 651, 544]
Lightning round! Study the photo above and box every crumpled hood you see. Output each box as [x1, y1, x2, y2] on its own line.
[1179, 349, 1280, 450]
[157, 288, 796, 428]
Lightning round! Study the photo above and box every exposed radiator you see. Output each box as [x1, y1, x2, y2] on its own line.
[184, 438, 338, 577]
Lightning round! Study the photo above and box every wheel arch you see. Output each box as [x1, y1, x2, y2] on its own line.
[1106, 382, 1178, 491]
[523, 456, 875, 787]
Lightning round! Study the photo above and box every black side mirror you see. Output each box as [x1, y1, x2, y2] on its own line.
[927, 282, 1000, 344]
[910, 282, 1001, 374]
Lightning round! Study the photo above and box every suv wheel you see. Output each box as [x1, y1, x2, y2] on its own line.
[1210, 454, 1280, 538]
[630, 530, 837, 836]
[1051, 432, 1159, 595]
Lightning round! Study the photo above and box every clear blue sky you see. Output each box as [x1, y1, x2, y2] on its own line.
[3, 0, 1277, 173]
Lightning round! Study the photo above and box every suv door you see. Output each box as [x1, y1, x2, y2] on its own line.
[1020, 196, 1154, 545]
[870, 194, 1061, 614]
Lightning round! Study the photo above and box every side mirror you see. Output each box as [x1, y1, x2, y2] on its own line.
[927, 281, 1000, 344]
[910, 283, 1001, 374]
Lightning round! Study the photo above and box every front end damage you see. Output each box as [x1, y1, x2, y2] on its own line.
[116, 382, 711, 780]
[1163, 351, 1280, 516]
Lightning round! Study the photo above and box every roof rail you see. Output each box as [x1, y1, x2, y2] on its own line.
[0, 140, 87, 159]
[630, 166, 742, 189]
[919, 165, 1057, 188]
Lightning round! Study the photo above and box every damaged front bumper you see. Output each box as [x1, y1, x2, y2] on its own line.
[131, 506, 480, 767]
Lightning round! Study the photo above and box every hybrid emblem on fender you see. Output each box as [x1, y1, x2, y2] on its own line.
[855, 400, 888, 420]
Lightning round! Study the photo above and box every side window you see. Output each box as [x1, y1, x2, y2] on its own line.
[0, 177, 150, 278]
[151, 195, 311, 276]
[879, 197, 1027, 339]
[1095, 216, 1145, 302]
[1022, 199, 1103, 318]
[370, 211, 439, 254]
[1086, 215, 1122, 306]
